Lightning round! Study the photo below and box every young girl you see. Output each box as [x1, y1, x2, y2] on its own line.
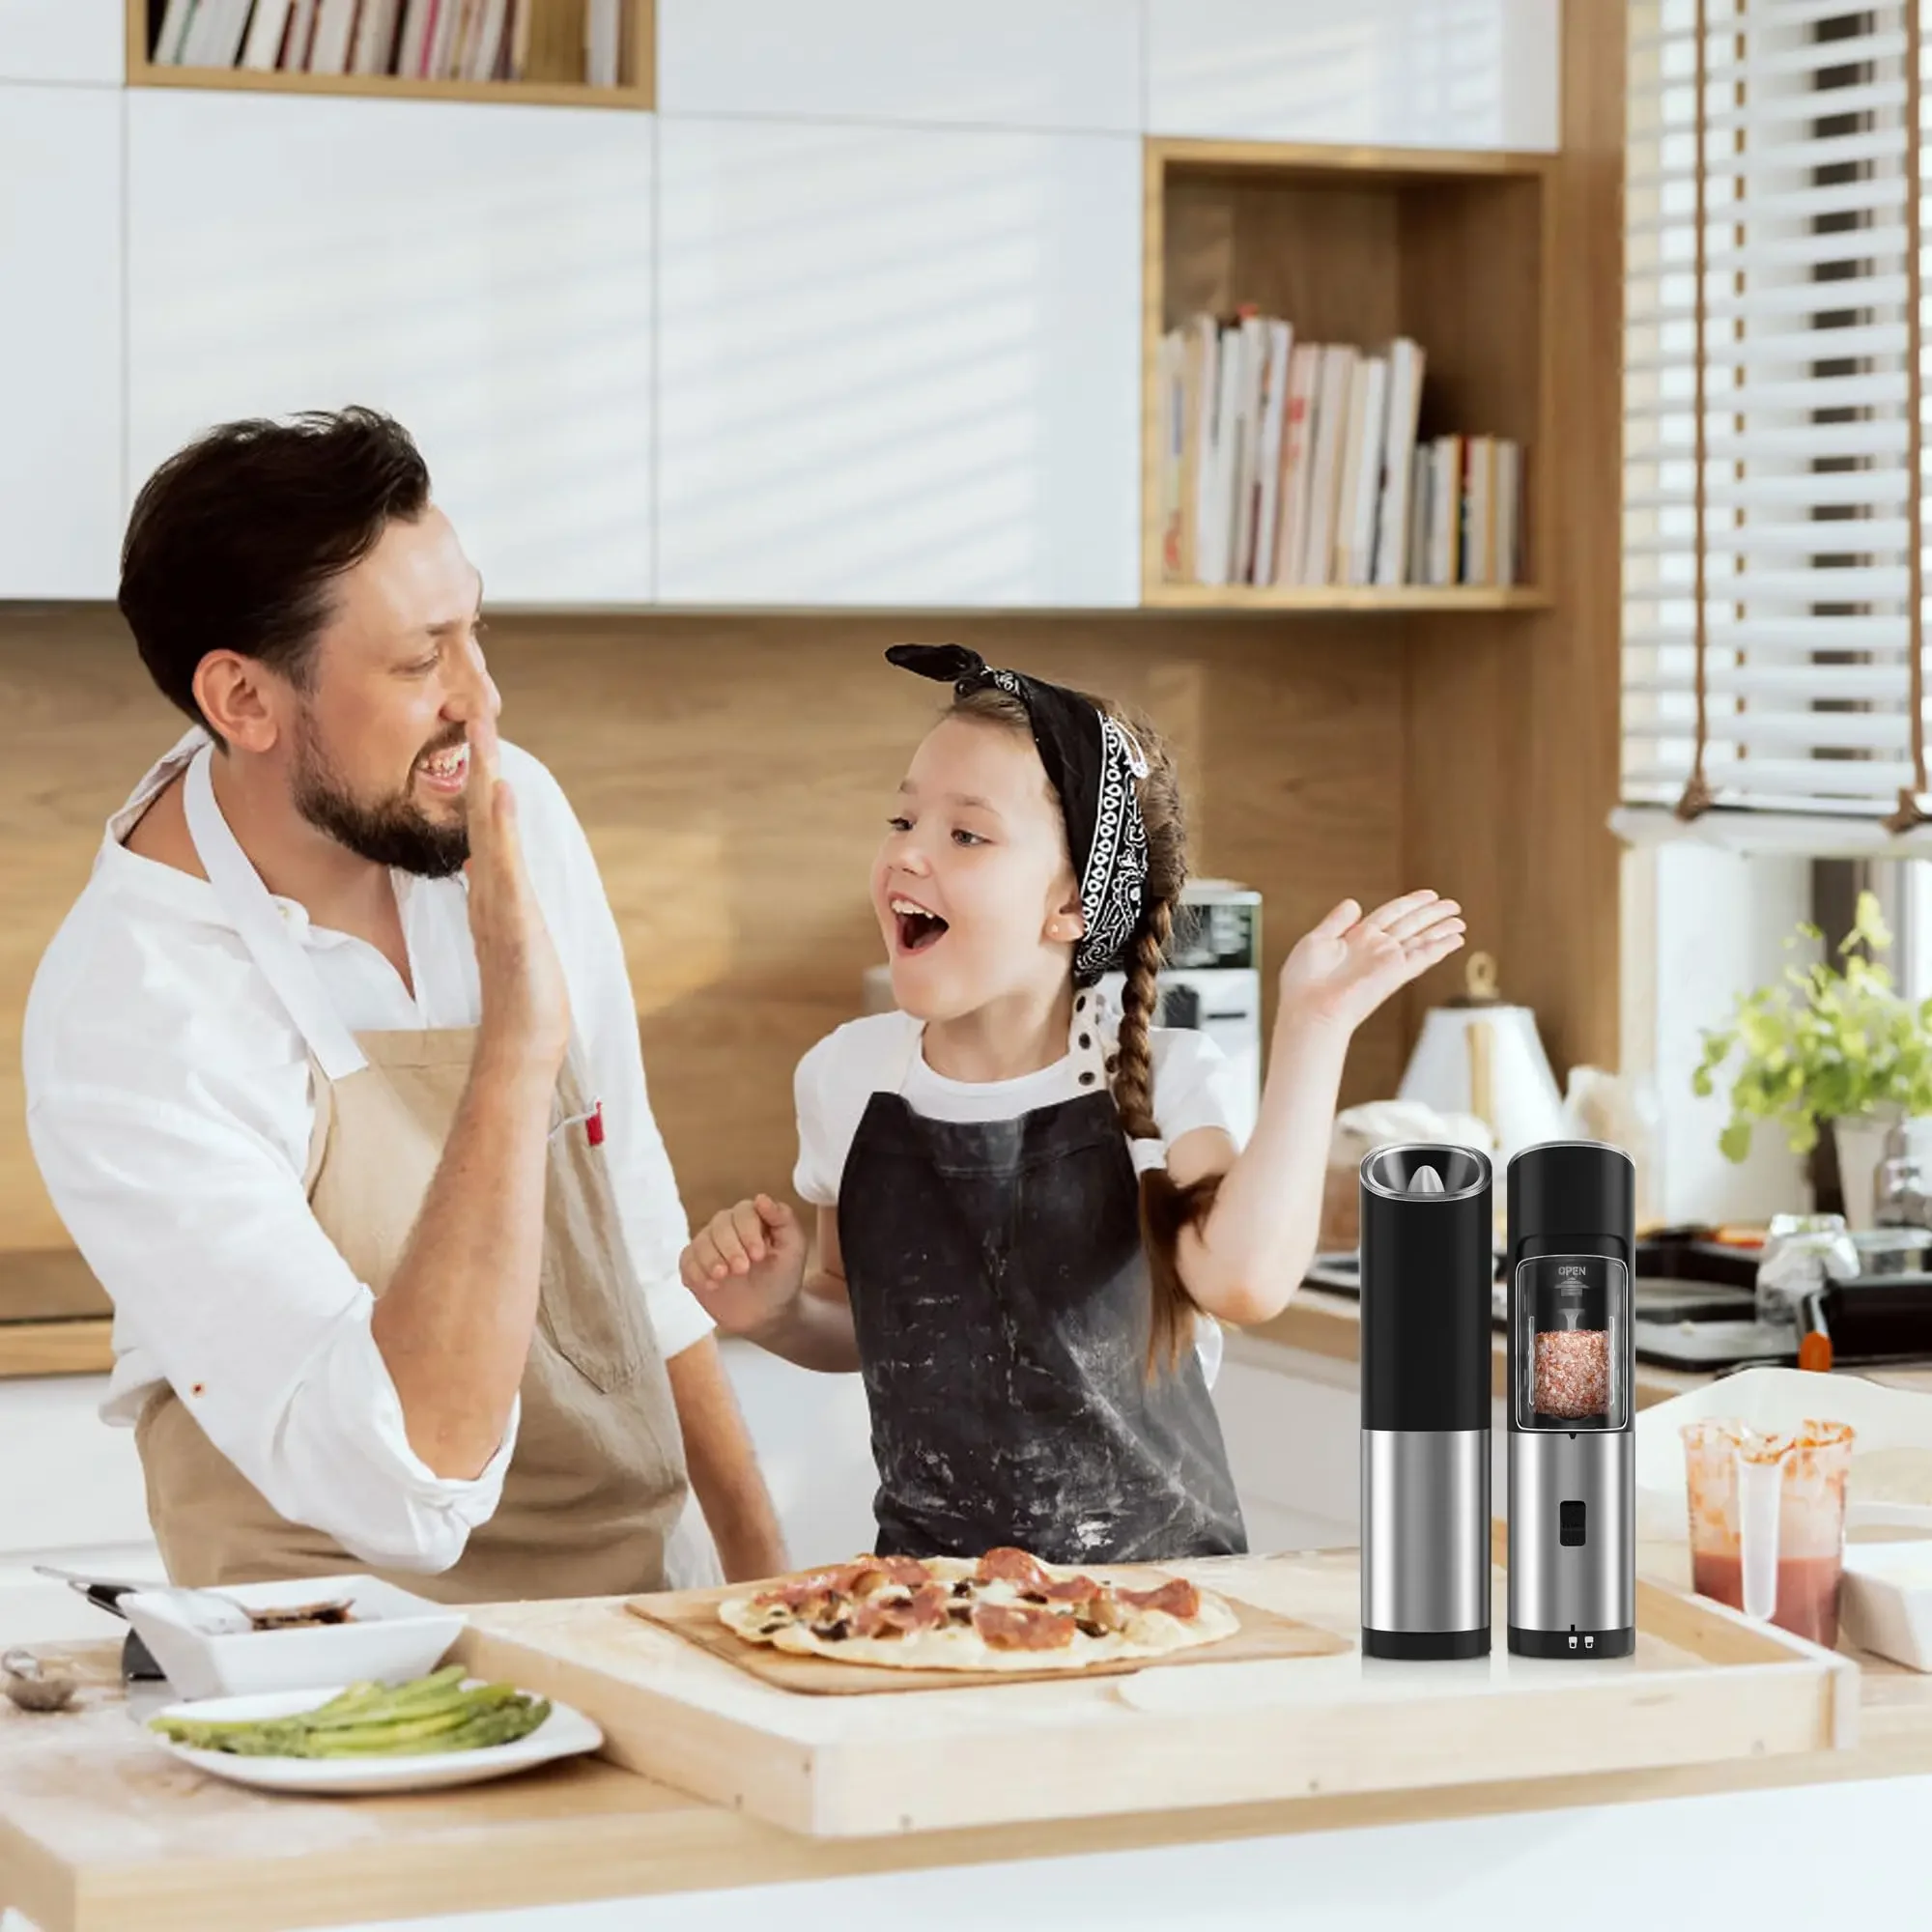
[679, 645, 1463, 1565]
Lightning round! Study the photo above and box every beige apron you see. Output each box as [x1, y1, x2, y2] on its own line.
[134, 744, 689, 1601]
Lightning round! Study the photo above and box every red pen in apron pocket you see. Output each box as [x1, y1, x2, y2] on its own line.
[551, 1099, 605, 1146]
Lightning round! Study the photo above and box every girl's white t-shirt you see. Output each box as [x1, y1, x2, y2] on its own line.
[790, 1004, 1245, 1383]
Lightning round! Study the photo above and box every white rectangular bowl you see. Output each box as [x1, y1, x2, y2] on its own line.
[123, 1575, 466, 1701]
[1840, 1541, 1932, 1672]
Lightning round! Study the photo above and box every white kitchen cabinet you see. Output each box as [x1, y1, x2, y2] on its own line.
[0, 1374, 163, 1646]
[656, 118, 1141, 611]
[1211, 1343, 1358, 1550]
[0, 0, 123, 85]
[717, 1340, 878, 1567]
[657, 0, 1140, 134]
[0, 85, 123, 599]
[1147, 0, 1560, 153]
[127, 91, 654, 607]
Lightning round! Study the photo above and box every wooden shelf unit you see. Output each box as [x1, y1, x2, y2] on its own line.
[1145, 583, 1550, 614]
[127, 1, 654, 110]
[1142, 137, 1554, 611]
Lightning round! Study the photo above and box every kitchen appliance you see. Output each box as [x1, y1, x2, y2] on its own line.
[1358, 1143, 1493, 1660]
[1099, 878, 1263, 1143]
[1506, 1141, 1636, 1659]
[1397, 952, 1571, 1165]
[1627, 1224, 1932, 1372]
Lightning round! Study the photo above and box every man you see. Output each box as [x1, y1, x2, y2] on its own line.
[22, 408, 785, 1598]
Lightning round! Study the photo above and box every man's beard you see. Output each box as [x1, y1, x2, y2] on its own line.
[291, 712, 470, 879]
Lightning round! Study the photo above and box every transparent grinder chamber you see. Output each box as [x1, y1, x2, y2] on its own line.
[1516, 1257, 1631, 1431]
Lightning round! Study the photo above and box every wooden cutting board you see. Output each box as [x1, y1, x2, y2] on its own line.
[456, 1551, 1861, 1839]
[623, 1577, 1350, 1694]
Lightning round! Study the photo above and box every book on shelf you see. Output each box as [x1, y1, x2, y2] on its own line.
[1372, 336, 1426, 587]
[149, 0, 617, 85]
[1299, 343, 1355, 588]
[309, 0, 359, 74]
[586, 0, 623, 88]
[1155, 308, 1523, 593]
[1249, 320, 1293, 588]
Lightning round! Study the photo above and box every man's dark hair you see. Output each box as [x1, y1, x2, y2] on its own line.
[118, 408, 432, 732]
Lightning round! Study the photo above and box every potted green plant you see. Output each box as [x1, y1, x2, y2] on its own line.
[1692, 890, 1932, 1227]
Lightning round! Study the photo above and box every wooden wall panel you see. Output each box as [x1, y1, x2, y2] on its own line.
[1398, 0, 1624, 1080]
[0, 606, 1404, 1252]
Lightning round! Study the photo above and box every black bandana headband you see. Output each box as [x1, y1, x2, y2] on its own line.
[886, 644, 1151, 983]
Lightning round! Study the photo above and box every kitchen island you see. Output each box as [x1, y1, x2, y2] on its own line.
[0, 1535, 1928, 1932]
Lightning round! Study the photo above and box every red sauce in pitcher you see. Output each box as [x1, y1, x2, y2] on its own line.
[1691, 1550, 1843, 1649]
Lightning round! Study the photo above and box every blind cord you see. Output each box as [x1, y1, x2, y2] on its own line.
[1886, 0, 1928, 832]
[1675, 0, 1717, 820]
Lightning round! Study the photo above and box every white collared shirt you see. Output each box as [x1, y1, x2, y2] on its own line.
[22, 728, 712, 1576]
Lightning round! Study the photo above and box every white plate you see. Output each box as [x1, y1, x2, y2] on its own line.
[147, 1682, 604, 1796]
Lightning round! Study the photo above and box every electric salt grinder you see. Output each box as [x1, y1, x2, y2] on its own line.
[1358, 1144, 1493, 1659]
[1505, 1140, 1636, 1658]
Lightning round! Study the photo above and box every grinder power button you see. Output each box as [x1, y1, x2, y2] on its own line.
[1559, 1500, 1586, 1548]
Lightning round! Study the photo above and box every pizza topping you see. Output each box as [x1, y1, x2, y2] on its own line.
[727, 1550, 1221, 1666]
[1035, 1573, 1101, 1604]
[753, 1566, 857, 1610]
[753, 1554, 934, 1612]
[976, 1548, 1052, 1590]
[1075, 1592, 1128, 1637]
[840, 1555, 934, 1600]
[851, 1582, 950, 1639]
[1118, 1577, 1201, 1621]
[972, 1602, 1078, 1652]
[974, 1548, 1102, 1604]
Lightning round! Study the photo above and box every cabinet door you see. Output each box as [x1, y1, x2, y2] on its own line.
[0, 0, 123, 84]
[657, 0, 1139, 133]
[658, 119, 1140, 610]
[718, 1341, 879, 1568]
[1211, 1347, 1360, 1543]
[1148, 0, 1560, 153]
[0, 85, 122, 599]
[0, 1377, 154, 1557]
[128, 92, 653, 607]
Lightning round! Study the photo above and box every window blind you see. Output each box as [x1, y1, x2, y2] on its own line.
[1620, 0, 1932, 847]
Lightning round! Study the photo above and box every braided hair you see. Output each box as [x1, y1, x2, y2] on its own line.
[948, 685, 1216, 1376]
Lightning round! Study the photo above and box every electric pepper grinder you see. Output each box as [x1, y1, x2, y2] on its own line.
[1506, 1141, 1636, 1658]
[1359, 1144, 1493, 1660]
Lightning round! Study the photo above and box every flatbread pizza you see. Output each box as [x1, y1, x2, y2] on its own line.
[718, 1547, 1239, 1673]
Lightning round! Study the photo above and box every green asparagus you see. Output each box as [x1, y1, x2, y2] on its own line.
[149, 1665, 553, 1758]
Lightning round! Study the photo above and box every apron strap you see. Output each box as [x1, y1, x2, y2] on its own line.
[183, 744, 369, 1081]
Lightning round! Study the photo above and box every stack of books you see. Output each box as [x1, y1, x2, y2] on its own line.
[150, 0, 626, 86]
[1156, 310, 1523, 591]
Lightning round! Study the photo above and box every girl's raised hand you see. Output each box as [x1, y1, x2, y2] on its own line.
[1278, 891, 1466, 1032]
[677, 1193, 810, 1337]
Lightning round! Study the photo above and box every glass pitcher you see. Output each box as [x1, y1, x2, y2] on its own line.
[1681, 1418, 1856, 1647]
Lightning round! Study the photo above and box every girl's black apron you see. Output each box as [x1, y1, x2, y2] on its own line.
[836, 1042, 1248, 1565]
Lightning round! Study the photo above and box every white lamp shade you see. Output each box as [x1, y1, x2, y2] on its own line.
[1397, 1005, 1572, 1167]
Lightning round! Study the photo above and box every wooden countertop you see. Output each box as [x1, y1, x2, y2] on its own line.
[2, 1549, 1930, 1932]
[0, 1251, 112, 1380]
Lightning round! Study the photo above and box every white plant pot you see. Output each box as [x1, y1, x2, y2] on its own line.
[1832, 1111, 1900, 1231]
